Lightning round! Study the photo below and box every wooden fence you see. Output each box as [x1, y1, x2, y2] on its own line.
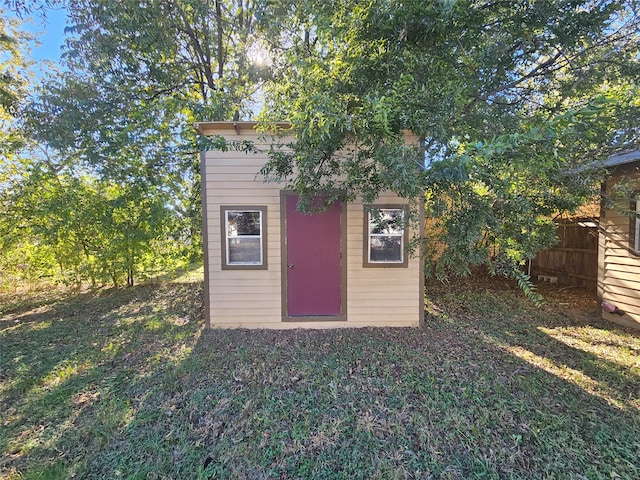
[530, 219, 598, 292]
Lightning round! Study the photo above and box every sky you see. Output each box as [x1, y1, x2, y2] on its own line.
[22, 6, 68, 63]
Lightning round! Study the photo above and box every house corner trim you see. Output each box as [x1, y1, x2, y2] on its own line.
[201, 151, 212, 329]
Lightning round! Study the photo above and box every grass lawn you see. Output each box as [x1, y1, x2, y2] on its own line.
[1, 272, 639, 479]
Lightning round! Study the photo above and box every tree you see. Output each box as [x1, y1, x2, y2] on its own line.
[257, 0, 640, 296]
[1, 1, 214, 286]
[3, 156, 184, 287]
[0, 7, 35, 287]
[22, 0, 276, 269]
[4, 0, 638, 294]
[61, 0, 273, 118]
[3, 0, 287, 285]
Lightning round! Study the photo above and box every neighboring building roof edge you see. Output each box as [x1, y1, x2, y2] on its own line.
[600, 149, 640, 169]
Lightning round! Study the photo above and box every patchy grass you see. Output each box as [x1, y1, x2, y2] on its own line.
[1, 274, 639, 479]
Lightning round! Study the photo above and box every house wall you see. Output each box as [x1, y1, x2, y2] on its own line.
[199, 122, 423, 329]
[598, 166, 640, 329]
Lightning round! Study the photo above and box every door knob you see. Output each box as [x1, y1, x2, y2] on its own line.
[288, 263, 294, 268]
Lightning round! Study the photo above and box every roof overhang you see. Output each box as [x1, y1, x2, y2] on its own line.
[599, 150, 640, 170]
[194, 121, 291, 136]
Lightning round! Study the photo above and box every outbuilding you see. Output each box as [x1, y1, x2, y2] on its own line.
[196, 121, 424, 329]
[598, 149, 640, 330]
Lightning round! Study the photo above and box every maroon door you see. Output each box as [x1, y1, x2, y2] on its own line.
[285, 195, 342, 316]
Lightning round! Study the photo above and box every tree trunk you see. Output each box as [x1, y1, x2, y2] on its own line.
[215, 0, 224, 80]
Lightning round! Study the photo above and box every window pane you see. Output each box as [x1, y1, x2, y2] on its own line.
[228, 211, 261, 236]
[369, 209, 403, 234]
[228, 238, 261, 264]
[370, 236, 402, 262]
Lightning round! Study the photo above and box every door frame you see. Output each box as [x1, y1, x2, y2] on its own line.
[280, 190, 348, 322]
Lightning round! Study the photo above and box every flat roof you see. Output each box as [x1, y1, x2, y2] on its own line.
[194, 121, 291, 136]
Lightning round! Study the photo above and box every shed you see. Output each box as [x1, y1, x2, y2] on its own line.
[598, 150, 640, 330]
[196, 121, 424, 329]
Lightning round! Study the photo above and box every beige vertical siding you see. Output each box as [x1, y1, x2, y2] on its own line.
[202, 131, 284, 327]
[199, 123, 422, 329]
[346, 194, 421, 327]
[599, 171, 640, 329]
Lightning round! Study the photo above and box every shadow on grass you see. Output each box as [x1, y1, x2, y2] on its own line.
[0, 282, 204, 479]
[1, 277, 639, 479]
[433, 280, 640, 409]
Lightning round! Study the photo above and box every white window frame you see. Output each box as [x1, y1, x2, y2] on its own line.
[221, 206, 267, 270]
[364, 206, 408, 267]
